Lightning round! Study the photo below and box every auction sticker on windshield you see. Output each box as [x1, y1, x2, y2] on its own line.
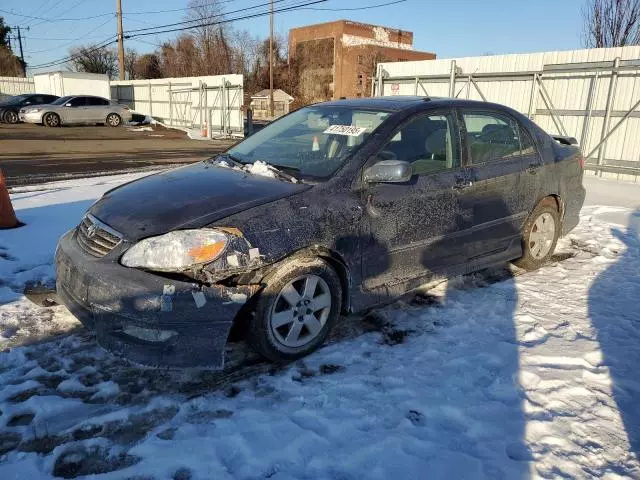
[324, 125, 367, 136]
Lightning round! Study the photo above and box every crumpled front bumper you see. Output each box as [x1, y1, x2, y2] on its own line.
[55, 229, 260, 368]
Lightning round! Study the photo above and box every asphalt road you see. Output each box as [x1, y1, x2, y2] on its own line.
[0, 123, 237, 187]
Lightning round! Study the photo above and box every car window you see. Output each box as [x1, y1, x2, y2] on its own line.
[228, 105, 392, 179]
[50, 96, 74, 105]
[45, 95, 58, 104]
[87, 97, 109, 106]
[463, 111, 529, 164]
[378, 112, 461, 175]
[67, 97, 87, 107]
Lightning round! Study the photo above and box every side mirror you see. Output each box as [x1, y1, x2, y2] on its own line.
[65, 103, 72, 107]
[363, 160, 412, 184]
[24, 101, 31, 105]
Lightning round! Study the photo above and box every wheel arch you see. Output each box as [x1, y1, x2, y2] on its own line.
[261, 246, 352, 314]
[43, 111, 61, 125]
[538, 194, 564, 221]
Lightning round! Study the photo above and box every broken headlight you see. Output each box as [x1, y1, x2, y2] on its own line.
[121, 229, 229, 272]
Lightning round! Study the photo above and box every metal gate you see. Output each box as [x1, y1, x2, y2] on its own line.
[375, 57, 640, 180]
[168, 78, 243, 137]
[111, 74, 244, 137]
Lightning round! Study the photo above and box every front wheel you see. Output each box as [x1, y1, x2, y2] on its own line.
[43, 112, 60, 127]
[106, 113, 121, 127]
[248, 257, 342, 363]
[513, 200, 560, 271]
[3, 110, 18, 124]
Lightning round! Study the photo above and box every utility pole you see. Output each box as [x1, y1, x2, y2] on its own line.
[116, 0, 125, 80]
[269, 0, 274, 119]
[16, 26, 28, 77]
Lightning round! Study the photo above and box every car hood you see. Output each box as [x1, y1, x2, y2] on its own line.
[89, 162, 311, 241]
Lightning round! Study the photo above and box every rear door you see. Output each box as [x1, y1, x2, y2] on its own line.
[360, 109, 474, 290]
[458, 108, 535, 263]
[85, 97, 108, 123]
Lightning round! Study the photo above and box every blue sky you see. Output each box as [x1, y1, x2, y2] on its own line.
[0, 0, 586, 74]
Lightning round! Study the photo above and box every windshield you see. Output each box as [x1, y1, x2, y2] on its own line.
[50, 96, 74, 105]
[2, 94, 30, 104]
[228, 105, 393, 179]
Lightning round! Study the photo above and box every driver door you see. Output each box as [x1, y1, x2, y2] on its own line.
[360, 110, 475, 291]
[62, 96, 89, 124]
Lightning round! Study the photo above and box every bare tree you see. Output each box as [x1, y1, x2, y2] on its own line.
[124, 48, 138, 79]
[133, 53, 162, 79]
[0, 46, 23, 76]
[0, 17, 25, 75]
[583, 0, 640, 47]
[231, 29, 260, 75]
[185, 0, 231, 75]
[68, 45, 118, 79]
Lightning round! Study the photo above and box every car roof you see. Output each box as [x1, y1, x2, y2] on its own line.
[317, 96, 517, 114]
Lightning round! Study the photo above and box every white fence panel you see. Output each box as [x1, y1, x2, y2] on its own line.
[377, 46, 640, 179]
[111, 74, 244, 136]
[0, 76, 35, 100]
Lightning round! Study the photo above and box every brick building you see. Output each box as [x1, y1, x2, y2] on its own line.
[289, 20, 436, 101]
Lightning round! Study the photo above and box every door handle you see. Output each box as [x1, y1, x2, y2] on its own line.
[453, 179, 473, 191]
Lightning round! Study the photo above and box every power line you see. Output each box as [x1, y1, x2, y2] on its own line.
[300, 0, 408, 10]
[0, 8, 112, 22]
[25, 17, 114, 54]
[127, 0, 327, 38]
[125, 0, 290, 35]
[124, 0, 242, 16]
[29, 36, 117, 69]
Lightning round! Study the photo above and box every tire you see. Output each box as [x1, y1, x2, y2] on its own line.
[106, 113, 121, 127]
[3, 110, 18, 124]
[43, 112, 60, 127]
[513, 199, 560, 271]
[248, 257, 342, 363]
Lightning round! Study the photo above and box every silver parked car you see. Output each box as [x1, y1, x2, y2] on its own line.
[19, 95, 132, 127]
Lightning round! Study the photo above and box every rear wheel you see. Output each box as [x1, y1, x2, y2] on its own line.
[106, 113, 121, 127]
[43, 112, 60, 127]
[513, 199, 560, 271]
[248, 257, 342, 363]
[3, 110, 18, 124]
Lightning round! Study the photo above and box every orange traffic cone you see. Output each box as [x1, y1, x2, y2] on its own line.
[0, 169, 19, 229]
[201, 119, 208, 138]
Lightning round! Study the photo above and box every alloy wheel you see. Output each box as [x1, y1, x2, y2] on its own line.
[529, 212, 556, 259]
[269, 274, 332, 348]
[107, 114, 121, 127]
[45, 113, 59, 127]
[5, 111, 18, 124]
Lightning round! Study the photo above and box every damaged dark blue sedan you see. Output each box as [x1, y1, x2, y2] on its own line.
[55, 97, 586, 368]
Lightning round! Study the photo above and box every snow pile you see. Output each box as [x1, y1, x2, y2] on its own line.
[215, 158, 298, 182]
[127, 126, 153, 132]
[244, 160, 277, 178]
[0, 200, 639, 477]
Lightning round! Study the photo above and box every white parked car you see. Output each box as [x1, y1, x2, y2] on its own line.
[19, 95, 132, 127]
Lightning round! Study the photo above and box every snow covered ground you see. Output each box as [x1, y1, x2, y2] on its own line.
[0, 173, 639, 479]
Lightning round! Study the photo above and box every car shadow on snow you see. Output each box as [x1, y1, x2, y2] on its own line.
[588, 208, 640, 454]
[418, 199, 530, 477]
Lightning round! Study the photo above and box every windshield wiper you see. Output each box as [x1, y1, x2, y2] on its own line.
[210, 153, 245, 168]
[265, 163, 301, 183]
